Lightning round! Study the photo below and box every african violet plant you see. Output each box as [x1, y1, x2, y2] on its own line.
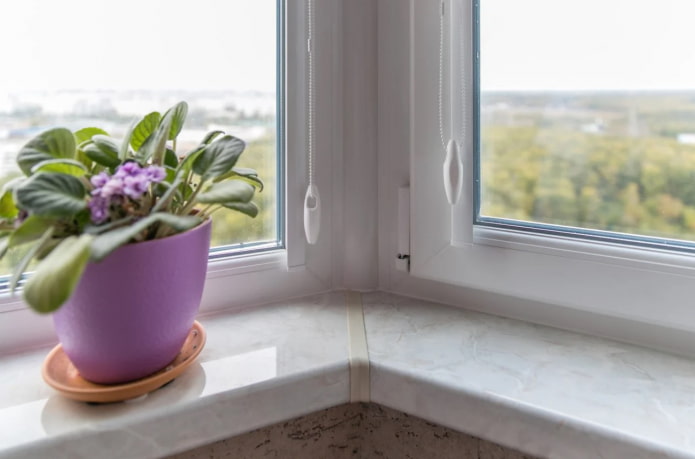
[0, 101, 262, 314]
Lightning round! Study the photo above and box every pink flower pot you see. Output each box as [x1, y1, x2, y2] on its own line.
[53, 219, 211, 384]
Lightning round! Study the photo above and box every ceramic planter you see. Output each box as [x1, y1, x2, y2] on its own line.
[52, 219, 211, 384]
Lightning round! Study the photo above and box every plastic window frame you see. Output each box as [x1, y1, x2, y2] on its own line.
[408, 0, 695, 341]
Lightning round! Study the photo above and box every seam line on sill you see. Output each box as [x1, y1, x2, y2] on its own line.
[346, 290, 370, 403]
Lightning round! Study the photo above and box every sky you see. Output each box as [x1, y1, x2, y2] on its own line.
[481, 0, 695, 91]
[0, 0, 277, 93]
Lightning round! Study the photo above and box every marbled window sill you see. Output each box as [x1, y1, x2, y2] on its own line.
[2, 291, 695, 459]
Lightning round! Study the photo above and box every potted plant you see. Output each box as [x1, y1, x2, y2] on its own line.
[0, 101, 262, 384]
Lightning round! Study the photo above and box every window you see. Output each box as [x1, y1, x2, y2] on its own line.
[0, 0, 339, 353]
[408, 0, 695, 342]
[0, 0, 282, 278]
[478, 0, 695, 252]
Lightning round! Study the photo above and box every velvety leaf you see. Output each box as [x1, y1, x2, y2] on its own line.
[30, 159, 88, 177]
[192, 135, 246, 181]
[222, 201, 259, 218]
[14, 173, 86, 217]
[130, 112, 161, 151]
[92, 135, 120, 158]
[176, 144, 206, 177]
[151, 176, 183, 213]
[0, 191, 17, 219]
[83, 216, 135, 235]
[90, 213, 202, 261]
[17, 128, 76, 175]
[197, 180, 255, 204]
[138, 111, 173, 165]
[163, 101, 188, 140]
[35, 237, 62, 260]
[201, 130, 224, 145]
[9, 215, 58, 248]
[164, 148, 179, 168]
[214, 167, 264, 191]
[0, 177, 23, 219]
[83, 143, 120, 169]
[23, 234, 93, 314]
[0, 235, 9, 259]
[10, 227, 54, 294]
[119, 120, 137, 160]
[74, 127, 109, 144]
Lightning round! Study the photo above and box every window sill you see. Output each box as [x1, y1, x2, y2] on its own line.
[2, 291, 695, 458]
[0, 292, 351, 459]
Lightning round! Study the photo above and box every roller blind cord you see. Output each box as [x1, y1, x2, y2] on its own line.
[304, 0, 321, 245]
[439, 0, 465, 206]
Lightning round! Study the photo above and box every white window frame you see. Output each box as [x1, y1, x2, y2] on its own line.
[0, 0, 343, 354]
[408, 0, 695, 347]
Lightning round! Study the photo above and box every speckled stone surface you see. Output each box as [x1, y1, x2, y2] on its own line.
[169, 403, 537, 459]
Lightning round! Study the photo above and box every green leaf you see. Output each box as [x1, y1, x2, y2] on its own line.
[151, 176, 183, 213]
[0, 191, 16, 219]
[222, 201, 259, 218]
[90, 213, 202, 261]
[176, 144, 207, 177]
[23, 234, 93, 314]
[74, 129, 107, 171]
[197, 180, 255, 204]
[83, 216, 136, 235]
[138, 111, 173, 165]
[0, 235, 9, 259]
[83, 143, 120, 169]
[9, 215, 58, 248]
[0, 177, 23, 219]
[130, 112, 161, 151]
[214, 167, 264, 191]
[164, 148, 179, 168]
[35, 237, 62, 260]
[10, 226, 54, 294]
[17, 128, 76, 176]
[91, 135, 120, 158]
[14, 173, 86, 217]
[74, 127, 109, 144]
[192, 135, 246, 181]
[119, 120, 137, 160]
[201, 130, 224, 145]
[30, 159, 88, 177]
[162, 101, 188, 140]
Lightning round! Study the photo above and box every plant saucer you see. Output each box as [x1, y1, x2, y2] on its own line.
[42, 321, 206, 403]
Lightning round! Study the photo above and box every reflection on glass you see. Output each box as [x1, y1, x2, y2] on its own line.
[480, 0, 695, 242]
[0, 0, 278, 277]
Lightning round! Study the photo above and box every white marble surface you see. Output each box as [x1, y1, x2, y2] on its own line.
[363, 291, 695, 459]
[5, 290, 695, 459]
[0, 292, 350, 459]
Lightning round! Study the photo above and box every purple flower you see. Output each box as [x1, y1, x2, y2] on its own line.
[88, 196, 109, 224]
[100, 178, 125, 199]
[90, 172, 110, 188]
[123, 174, 149, 199]
[144, 165, 166, 183]
[87, 162, 168, 224]
[115, 161, 142, 178]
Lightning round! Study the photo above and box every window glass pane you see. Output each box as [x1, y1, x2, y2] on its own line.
[0, 0, 279, 275]
[479, 0, 695, 244]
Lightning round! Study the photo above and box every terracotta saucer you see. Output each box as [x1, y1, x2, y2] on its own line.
[42, 321, 206, 403]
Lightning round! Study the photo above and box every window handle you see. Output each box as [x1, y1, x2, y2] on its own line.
[443, 139, 463, 205]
